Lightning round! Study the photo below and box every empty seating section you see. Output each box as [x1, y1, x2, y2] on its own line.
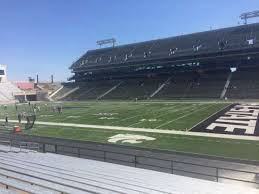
[153, 70, 229, 99]
[65, 80, 119, 100]
[153, 73, 192, 99]
[104, 77, 166, 100]
[57, 67, 259, 101]
[52, 83, 78, 100]
[0, 93, 8, 102]
[66, 23, 259, 101]
[62, 69, 259, 101]
[71, 23, 259, 72]
[184, 71, 229, 98]
[226, 68, 259, 99]
[129, 41, 155, 60]
[59, 77, 166, 100]
[0, 82, 22, 102]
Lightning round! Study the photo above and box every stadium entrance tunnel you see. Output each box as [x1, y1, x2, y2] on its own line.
[191, 103, 259, 136]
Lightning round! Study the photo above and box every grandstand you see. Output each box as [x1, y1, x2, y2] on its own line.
[0, 64, 59, 103]
[0, 65, 23, 103]
[54, 23, 259, 101]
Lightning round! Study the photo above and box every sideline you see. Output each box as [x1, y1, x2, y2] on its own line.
[1, 119, 259, 141]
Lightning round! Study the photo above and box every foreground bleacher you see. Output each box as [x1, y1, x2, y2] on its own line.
[0, 145, 258, 194]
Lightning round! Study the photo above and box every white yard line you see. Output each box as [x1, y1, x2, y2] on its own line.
[110, 104, 179, 124]
[128, 104, 195, 127]
[2, 119, 259, 141]
[187, 103, 234, 131]
[155, 104, 216, 129]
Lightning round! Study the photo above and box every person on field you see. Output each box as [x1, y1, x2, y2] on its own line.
[57, 106, 62, 114]
[18, 113, 22, 123]
[33, 107, 37, 113]
[5, 114, 8, 125]
[26, 115, 30, 125]
[44, 104, 48, 111]
[52, 105, 56, 112]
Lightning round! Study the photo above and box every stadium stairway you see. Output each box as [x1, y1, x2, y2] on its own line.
[53, 68, 259, 101]
[152, 72, 194, 99]
[48, 85, 64, 101]
[220, 71, 233, 99]
[225, 67, 259, 99]
[97, 81, 124, 100]
[152, 70, 230, 99]
[149, 76, 172, 98]
[70, 87, 96, 100]
[103, 77, 166, 100]
[55, 86, 79, 101]
[65, 80, 120, 100]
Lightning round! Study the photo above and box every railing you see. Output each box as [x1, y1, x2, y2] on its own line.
[19, 142, 40, 152]
[41, 143, 259, 188]
[0, 133, 258, 188]
[0, 140, 11, 152]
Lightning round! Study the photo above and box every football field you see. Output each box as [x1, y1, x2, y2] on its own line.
[3, 101, 228, 130]
[1, 101, 259, 161]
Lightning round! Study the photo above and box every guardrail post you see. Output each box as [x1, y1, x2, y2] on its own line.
[104, 151, 106, 161]
[78, 147, 80, 158]
[42, 143, 46, 153]
[216, 168, 219, 182]
[171, 161, 174, 174]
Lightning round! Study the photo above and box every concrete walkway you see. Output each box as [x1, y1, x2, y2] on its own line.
[2, 119, 259, 141]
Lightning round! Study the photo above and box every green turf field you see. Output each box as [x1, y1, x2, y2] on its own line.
[1, 101, 259, 161]
[2, 101, 228, 130]
[24, 125, 259, 161]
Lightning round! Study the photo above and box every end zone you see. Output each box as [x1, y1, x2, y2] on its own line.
[191, 103, 259, 136]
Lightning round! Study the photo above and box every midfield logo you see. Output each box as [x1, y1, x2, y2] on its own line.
[108, 134, 156, 144]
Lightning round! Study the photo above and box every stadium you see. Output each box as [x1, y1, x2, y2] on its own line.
[0, 4, 259, 193]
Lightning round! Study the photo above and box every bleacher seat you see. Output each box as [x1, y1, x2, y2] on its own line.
[226, 68, 259, 99]
[0, 82, 22, 103]
[0, 145, 257, 194]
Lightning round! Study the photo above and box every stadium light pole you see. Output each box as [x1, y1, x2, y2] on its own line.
[96, 38, 116, 48]
[240, 10, 259, 24]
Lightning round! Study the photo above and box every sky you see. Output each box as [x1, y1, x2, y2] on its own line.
[0, 0, 258, 82]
